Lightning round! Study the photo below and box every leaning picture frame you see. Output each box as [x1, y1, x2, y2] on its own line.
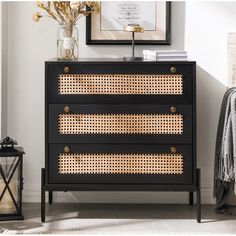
[86, 1, 171, 45]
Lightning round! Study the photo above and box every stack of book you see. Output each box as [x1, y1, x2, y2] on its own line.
[143, 50, 188, 61]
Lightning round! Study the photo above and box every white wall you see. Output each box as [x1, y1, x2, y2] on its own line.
[5, 1, 235, 204]
[1, 2, 8, 138]
[0, 2, 2, 138]
[185, 1, 236, 202]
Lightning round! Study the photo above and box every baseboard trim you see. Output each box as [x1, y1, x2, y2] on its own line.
[23, 186, 216, 204]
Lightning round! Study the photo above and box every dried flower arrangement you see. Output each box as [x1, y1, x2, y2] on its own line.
[33, 1, 99, 24]
[33, 1, 99, 60]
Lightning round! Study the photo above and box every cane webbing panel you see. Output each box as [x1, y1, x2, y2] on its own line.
[58, 153, 183, 174]
[58, 74, 183, 95]
[58, 114, 183, 134]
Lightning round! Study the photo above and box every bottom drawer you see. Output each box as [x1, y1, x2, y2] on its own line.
[48, 144, 193, 184]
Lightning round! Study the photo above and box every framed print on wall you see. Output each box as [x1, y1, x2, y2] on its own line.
[86, 1, 171, 45]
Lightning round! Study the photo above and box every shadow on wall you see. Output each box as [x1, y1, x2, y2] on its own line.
[196, 65, 226, 196]
[40, 64, 228, 205]
[69, 65, 227, 204]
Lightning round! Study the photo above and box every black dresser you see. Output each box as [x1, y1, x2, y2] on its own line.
[42, 59, 200, 222]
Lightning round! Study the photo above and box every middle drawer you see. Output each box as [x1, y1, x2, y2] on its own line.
[49, 104, 192, 144]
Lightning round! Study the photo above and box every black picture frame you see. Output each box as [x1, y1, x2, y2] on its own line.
[86, 1, 171, 45]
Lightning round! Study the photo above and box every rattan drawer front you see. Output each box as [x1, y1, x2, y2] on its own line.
[48, 144, 193, 184]
[58, 74, 183, 95]
[49, 104, 192, 144]
[47, 62, 194, 104]
[58, 113, 183, 135]
[58, 153, 183, 175]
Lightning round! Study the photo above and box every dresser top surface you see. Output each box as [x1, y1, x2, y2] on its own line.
[46, 58, 196, 64]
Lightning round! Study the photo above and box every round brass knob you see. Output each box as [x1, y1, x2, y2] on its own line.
[170, 106, 177, 113]
[64, 66, 70, 73]
[64, 106, 70, 113]
[64, 146, 70, 153]
[170, 66, 176, 73]
[171, 146, 177, 154]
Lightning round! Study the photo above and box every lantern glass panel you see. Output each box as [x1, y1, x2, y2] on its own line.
[0, 156, 19, 214]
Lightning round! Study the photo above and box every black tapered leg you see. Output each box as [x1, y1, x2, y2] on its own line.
[196, 168, 201, 223]
[189, 192, 193, 205]
[49, 191, 53, 205]
[41, 168, 46, 223]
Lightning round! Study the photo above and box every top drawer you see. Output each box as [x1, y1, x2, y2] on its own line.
[46, 61, 195, 104]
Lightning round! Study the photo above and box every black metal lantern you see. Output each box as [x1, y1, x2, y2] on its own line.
[0, 136, 25, 221]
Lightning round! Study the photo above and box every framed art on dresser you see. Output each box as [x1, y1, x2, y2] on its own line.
[86, 1, 171, 45]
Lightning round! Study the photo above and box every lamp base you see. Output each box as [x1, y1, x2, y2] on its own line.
[123, 57, 143, 62]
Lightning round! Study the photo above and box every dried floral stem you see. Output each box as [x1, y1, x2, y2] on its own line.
[33, 1, 99, 25]
[33, 1, 100, 60]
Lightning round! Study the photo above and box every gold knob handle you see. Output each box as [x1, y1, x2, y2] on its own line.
[170, 106, 177, 113]
[170, 66, 176, 73]
[171, 146, 177, 154]
[64, 106, 70, 113]
[64, 146, 70, 153]
[64, 66, 70, 73]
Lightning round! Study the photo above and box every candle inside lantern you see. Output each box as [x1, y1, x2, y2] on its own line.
[0, 179, 17, 214]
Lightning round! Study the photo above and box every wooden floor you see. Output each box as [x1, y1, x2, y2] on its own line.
[0, 203, 236, 234]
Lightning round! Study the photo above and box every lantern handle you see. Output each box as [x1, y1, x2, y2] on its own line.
[0, 136, 18, 149]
